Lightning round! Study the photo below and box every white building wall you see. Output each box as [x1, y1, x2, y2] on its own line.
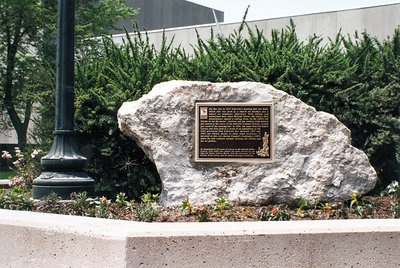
[112, 4, 400, 53]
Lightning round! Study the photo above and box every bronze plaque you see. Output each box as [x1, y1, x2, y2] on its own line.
[195, 102, 274, 162]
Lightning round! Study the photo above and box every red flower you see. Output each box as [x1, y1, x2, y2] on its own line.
[272, 208, 278, 214]
[70, 192, 75, 198]
[195, 205, 205, 214]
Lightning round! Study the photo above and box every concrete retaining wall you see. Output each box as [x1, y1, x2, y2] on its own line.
[1, 209, 400, 267]
[0, 180, 10, 189]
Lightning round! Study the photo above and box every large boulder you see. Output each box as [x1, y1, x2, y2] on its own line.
[118, 81, 377, 206]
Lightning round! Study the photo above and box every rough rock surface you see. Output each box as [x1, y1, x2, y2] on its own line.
[118, 81, 377, 206]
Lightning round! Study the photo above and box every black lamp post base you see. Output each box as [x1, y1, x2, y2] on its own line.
[33, 171, 94, 199]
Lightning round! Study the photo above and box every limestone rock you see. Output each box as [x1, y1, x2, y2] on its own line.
[118, 81, 377, 205]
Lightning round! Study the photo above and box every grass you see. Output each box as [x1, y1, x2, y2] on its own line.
[0, 170, 15, 180]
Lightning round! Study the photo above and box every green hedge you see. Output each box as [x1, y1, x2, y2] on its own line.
[52, 21, 400, 199]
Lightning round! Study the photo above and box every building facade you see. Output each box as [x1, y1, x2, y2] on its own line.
[111, 0, 224, 33]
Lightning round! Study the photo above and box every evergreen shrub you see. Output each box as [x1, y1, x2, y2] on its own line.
[62, 21, 399, 199]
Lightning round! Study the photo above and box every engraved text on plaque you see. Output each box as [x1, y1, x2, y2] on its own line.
[195, 102, 274, 162]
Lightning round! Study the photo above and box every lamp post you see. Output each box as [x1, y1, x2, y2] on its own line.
[33, 0, 94, 199]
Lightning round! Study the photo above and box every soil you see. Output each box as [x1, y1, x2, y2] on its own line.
[34, 195, 395, 222]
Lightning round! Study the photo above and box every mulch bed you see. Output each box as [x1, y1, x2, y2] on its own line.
[34, 195, 395, 222]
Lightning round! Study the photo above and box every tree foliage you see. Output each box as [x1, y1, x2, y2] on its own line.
[0, 0, 53, 145]
[0, 0, 138, 146]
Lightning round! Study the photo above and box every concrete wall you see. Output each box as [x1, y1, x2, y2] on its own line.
[2, 209, 400, 267]
[111, 0, 224, 33]
[112, 3, 400, 53]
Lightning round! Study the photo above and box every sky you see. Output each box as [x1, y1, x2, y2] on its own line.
[188, 0, 400, 23]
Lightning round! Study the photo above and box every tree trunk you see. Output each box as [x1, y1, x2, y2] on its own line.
[2, 18, 31, 147]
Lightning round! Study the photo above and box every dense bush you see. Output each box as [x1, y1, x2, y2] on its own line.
[38, 21, 399, 199]
[184, 22, 400, 192]
[73, 33, 175, 199]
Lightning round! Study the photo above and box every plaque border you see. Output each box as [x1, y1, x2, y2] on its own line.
[195, 102, 275, 163]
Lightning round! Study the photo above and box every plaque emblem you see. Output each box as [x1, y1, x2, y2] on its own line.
[256, 132, 270, 157]
[200, 107, 208, 119]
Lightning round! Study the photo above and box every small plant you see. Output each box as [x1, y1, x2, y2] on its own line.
[1, 148, 43, 188]
[194, 205, 209, 222]
[115, 192, 127, 207]
[8, 176, 26, 188]
[214, 196, 233, 217]
[321, 202, 333, 219]
[362, 203, 375, 219]
[181, 197, 193, 215]
[134, 202, 159, 222]
[381, 181, 400, 218]
[350, 193, 361, 210]
[70, 191, 96, 216]
[134, 193, 160, 222]
[127, 200, 136, 214]
[46, 192, 60, 205]
[335, 202, 349, 219]
[258, 205, 290, 221]
[241, 208, 253, 217]
[141, 192, 159, 204]
[304, 200, 321, 220]
[349, 193, 374, 218]
[44, 192, 61, 214]
[0, 186, 34, 211]
[296, 198, 308, 217]
[95, 196, 111, 218]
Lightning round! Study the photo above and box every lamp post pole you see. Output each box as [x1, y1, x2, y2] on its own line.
[33, 0, 94, 199]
